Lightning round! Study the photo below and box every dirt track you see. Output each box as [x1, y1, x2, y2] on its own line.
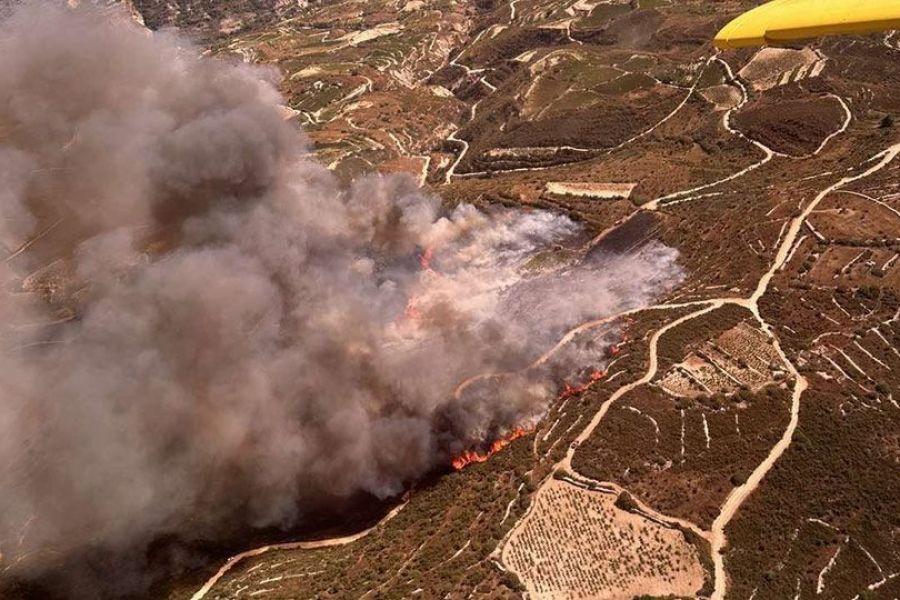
[500, 132, 900, 598]
[189, 502, 407, 600]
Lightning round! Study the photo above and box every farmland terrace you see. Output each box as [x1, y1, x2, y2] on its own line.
[4, 0, 899, 599]
[167, 1, 900, 598]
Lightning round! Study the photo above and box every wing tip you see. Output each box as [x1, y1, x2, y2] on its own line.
[714, 6, 768, 50]
[713, 35, 768, 50]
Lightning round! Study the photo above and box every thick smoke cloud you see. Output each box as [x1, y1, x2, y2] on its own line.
[0, 2, 682, 596]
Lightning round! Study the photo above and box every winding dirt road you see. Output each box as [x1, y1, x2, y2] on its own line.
[441, 50, 715, 182]
[705, 142, 900, 599]
[189, 502, 406, 600]
[498, 127, 900, 597]
[559, 302, 722, 471]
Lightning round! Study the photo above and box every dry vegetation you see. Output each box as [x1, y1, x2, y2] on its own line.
[732, 87, 846, 157]
[572, 305, 795, 527]
[723, 156, 900, 600]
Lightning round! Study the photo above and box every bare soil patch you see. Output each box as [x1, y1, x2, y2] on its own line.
[545, 181, 635, 199]
[658, 322, 785, 398]
[699, 84, 741, 111]
[738, 47, 820, 92]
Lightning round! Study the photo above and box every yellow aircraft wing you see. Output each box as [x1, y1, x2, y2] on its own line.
[714, 0, 900, 49]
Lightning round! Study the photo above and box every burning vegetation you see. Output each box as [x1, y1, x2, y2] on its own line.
[451, 363, 611, 471]
[559, 370, 607, 400]
[451, 427, 534, 471]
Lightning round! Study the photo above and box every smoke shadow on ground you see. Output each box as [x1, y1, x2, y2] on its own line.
[1, 490, 402, 600]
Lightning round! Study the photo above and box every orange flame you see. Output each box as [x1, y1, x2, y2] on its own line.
[451, 449, 489, 470]
[449, 342, 623, 470]
[419, 246, 435, 271]
[559, 369, 606, 399]
[403, 299, 422, 322]
[400, 246, 442, 325]
[608, 337, 628, 357]
[451, 427, 532, 470]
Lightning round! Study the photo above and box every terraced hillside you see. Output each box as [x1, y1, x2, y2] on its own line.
[3, 1, 900, 599]
[148, 1, 900, 598]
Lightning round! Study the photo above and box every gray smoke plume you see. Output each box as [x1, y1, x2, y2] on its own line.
[0, 2, 683, 596]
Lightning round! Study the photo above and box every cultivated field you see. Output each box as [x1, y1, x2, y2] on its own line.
[502, 479, 703, 599]
[658, 321, 785, 397]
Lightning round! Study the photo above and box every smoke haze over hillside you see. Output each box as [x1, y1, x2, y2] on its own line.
[0, 2, 682, 596]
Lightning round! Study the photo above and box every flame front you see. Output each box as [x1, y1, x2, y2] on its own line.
[559, 370, 605, 399]
[451, 336, 626, 470]
[451, 427, 531, 471]
[607, 335, 628, 357]
[419, 246, 435, 271]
